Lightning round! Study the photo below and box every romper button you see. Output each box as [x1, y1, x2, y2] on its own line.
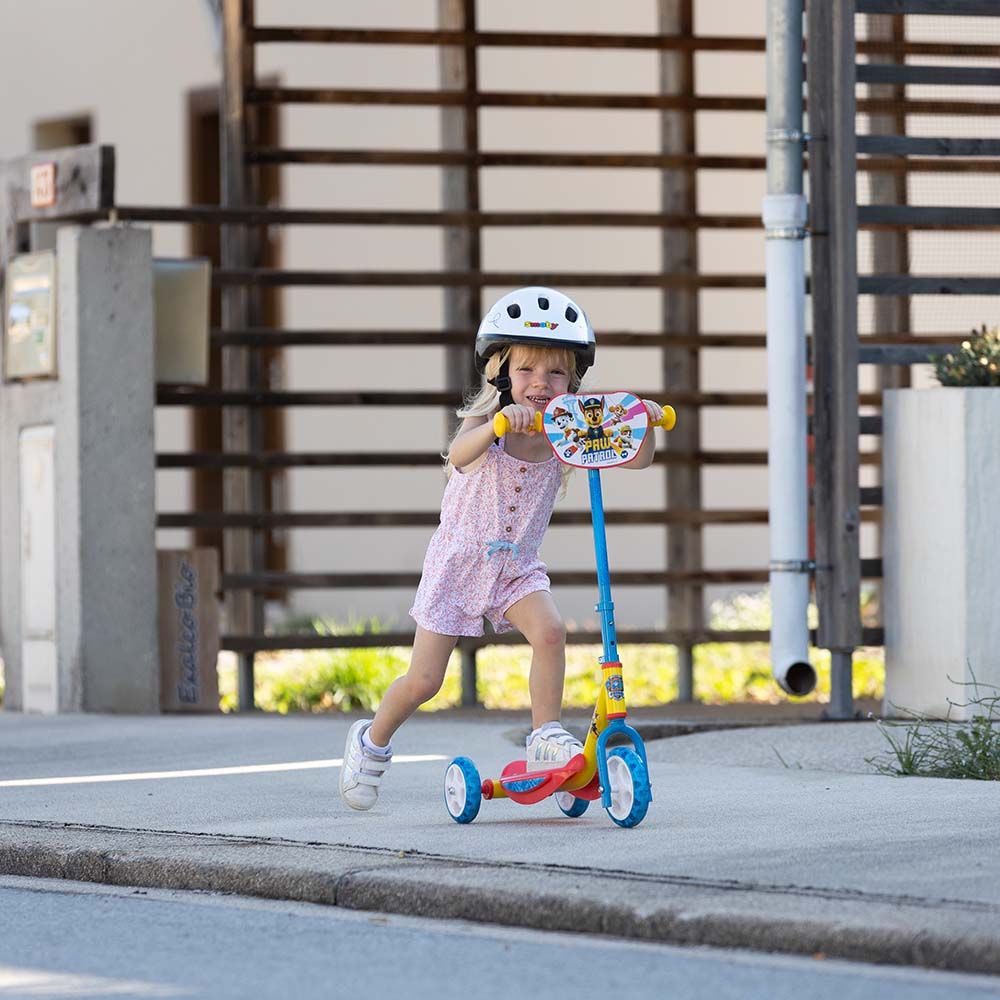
[509, 505, 516, 512]
[514, 486, 522, 493]
[505, 526, 512, 533]
[519, 466, 526, 473]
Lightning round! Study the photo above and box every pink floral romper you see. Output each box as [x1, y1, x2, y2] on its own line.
[410, 439, 562, 636]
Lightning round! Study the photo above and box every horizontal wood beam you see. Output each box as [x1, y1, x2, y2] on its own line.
[156, 508, 774, 529]
[245, 148, 768, 169]
[857, 63, 1000, 87]
[249, 27, 766, 51]
[857, 0, 1000, 13]
[223, 569, 773, 589]
[211, 269, 767, 289]
[859, 135, 1000, 158]
[245, 147, 1000, 174]
[860, 205, 1000, 228]
[156, 388, 882, 408]
[245, 87, 1000, 118]
[857, 343, 951, 364]
[208, 329, 770, 348]
[247, 86, 766, 112]
[158, 507, 883, 529]
[222, 561, 884, 590]
[222, 625, 886, 652]
[116, 204, 759, 228]
[860, 275, 1000, 295]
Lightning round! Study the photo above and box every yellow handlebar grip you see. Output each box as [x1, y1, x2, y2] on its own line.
[493, 411, 543, 436]
[652, 405, 677, 431]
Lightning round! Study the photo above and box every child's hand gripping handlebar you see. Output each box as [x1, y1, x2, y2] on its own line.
[493, 411, 543, 437]
[651, 405, 677, 431]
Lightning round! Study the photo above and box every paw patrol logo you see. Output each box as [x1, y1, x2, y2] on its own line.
[605, 675, 625, 701]
[542, 391, 648, 471]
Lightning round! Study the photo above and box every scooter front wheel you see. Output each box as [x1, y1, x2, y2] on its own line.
[604, 747, 651, 828]
[444, 757, 482, 824]
[554, 790, 590, 818]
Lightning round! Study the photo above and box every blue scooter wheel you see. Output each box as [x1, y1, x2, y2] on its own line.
[444, 757, 482, 824]
[604, 747, 651, 829]
[554, 790, 590, 818]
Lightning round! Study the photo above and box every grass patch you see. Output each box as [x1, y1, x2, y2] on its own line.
[219, 592, 885, 714]
[867, 674, 1000, 780]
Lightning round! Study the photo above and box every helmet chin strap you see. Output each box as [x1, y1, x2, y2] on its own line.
[486, 358, 514, 408]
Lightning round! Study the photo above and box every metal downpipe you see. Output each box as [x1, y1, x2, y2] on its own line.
[764, 0, 816, 696]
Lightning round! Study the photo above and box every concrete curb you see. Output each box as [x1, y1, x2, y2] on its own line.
[2, 820, 999, 975]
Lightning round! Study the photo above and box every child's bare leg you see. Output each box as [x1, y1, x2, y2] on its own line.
[368, 626, 458, 746]
[503, 591, 567, 729]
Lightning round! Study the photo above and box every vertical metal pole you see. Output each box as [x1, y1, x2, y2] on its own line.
[459, 641, 478, 708]
[659, 0, 701, 703]
[221, 0, 256, 709]
[810, 0, 861, 718]
[440, 0, 481, 706]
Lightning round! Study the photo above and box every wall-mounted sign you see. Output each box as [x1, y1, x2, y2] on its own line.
[4, 251, 57, 381]
[154, 257, 211, 385]
[30, 162, 57, 209]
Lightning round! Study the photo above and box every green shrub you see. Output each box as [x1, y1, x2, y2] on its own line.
[219, 592, 884, 713]
[933, 325, 1000, 386]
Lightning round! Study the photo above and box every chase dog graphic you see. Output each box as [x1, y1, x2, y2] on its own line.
[543, 391, 649, 470]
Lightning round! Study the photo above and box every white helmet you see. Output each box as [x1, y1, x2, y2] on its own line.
[475, 287, 596, 379]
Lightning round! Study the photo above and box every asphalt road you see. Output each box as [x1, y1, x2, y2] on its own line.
[2, 876, 1000, 1000]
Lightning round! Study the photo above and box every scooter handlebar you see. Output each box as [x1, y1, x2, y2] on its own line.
[651, 405, 677, 431]
[493, 411, 544, 437]
[493, 405, 677, 437]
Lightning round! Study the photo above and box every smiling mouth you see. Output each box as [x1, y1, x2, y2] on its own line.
[527, 395, 550, 406]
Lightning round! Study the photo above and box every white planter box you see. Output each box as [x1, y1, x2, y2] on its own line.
[883, 388, 1000, 719]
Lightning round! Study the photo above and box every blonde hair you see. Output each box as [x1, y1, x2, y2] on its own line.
[457, 344, 583, 419]
[446, 343, 587, 494]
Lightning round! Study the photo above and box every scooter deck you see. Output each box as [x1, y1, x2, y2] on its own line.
[496, 754, 589, 805]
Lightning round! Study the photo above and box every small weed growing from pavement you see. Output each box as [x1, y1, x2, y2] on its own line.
[867, 673, 1000, 780]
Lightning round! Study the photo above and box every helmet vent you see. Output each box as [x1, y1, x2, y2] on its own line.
[506, 304, 521, 319]
[565, 306, 578, 323]
[537, 296, 549, 310]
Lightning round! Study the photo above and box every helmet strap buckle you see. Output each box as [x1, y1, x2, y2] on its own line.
[487, 361, 514, 410]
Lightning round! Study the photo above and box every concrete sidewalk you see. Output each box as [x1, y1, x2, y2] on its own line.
[0, 707, 998, 975]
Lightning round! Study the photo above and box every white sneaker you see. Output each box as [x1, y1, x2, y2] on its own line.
[339, 720, 391, 811]
[526, 724, 584, 771]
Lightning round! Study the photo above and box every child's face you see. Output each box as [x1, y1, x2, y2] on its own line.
[508, 348, 572, 412]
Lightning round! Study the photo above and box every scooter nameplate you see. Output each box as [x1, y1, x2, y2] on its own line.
[544, 391, 648, 470]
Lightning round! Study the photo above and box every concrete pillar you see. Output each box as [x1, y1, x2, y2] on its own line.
[1, 225, 158, 712]
[883, 388, 1000, 720]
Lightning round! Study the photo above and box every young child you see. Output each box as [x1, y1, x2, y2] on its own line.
[340, 286, 664, 810]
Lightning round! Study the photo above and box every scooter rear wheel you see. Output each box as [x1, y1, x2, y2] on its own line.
[444, 757, 482, 824]
[554, 791, 590, 818]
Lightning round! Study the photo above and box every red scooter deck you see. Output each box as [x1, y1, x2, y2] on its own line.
[496, 755, 600, 805]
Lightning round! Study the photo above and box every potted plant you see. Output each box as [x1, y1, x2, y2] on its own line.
[882, 326, 1000, 719]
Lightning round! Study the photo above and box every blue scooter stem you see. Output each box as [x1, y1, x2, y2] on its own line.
[587, 468, 617, 664]
[588, 467, 651, 810]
